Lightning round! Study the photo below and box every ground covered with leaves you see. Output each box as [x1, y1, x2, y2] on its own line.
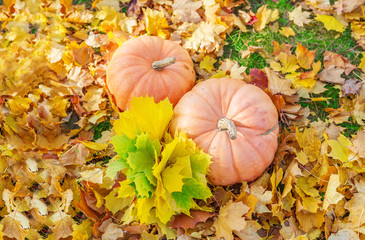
[1, 0, 365, 239]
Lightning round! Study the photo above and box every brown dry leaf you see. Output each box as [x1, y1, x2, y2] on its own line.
[234, 220, 262, 240]
[170, 211, 214, 229]
[289, 5, 312, 27]
[184, 22, 226, 53]
[328, 229, 360, 240]
[172, 0, 202, 23]
[323, 51, 356, 75]
[101, 223, 124, 240]
[264, 67, 297, 95]
[342, 79, 363, 96]
[325, 123, 345, 139]
[335, 0, 365, 14]
[344, 193, 365, 226]
[348, 130, 365, 158]
[319, 66, 345, 85]
[52, 214, 75, 240]
[1, 215, 29, 240]
[213, 201, 250, 240]
[60, 143, 89, 166]
[296, 210, 324, 232]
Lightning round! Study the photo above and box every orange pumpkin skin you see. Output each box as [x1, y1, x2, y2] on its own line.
[170, 78, 279, 186]
[106, 35, 195, 110]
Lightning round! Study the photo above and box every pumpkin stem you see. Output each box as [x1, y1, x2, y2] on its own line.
[152, 57, 176, 71]
[217, 118, 237, 140]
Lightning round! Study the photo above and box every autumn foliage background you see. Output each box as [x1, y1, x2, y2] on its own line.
[1, 0, 365, 239]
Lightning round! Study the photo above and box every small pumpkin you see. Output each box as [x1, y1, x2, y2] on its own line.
[106, 35, 195, 111]
[170, 78, 279, 186]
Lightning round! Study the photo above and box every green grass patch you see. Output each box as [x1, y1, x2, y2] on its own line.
[299, 84, 341, 122]
[92, 120, 112, 140]
[340, 118, 362, 137]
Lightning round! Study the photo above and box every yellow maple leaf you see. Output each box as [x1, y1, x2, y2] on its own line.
[315, 15, 346, 33]
[144, 8, 170, 39]
[113, 96, 173, 140]
[327, 134, 352, 163]
[323, 174, 343, 210]
[211, 70, 228, 78]
[72, 219, 92, 240]
[277, 52, 300, 73]
[293, 61, 321, 88]
[279, 27, 296, 37]
[200, 55, 217, 73]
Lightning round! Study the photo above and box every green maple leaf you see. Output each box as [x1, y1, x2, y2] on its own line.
[172, 178, 212, 211]
[107, 134, 136, 179]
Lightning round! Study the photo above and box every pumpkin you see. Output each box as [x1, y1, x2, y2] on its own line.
[106, 35, 195, 110]
[170, 78, 279, 186]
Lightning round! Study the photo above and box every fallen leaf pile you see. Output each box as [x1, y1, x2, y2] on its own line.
[1, 0, 365, 239]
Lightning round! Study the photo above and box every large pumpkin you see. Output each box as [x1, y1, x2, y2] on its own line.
[106, 35, 195, 110]
[170, 78, 279, 186]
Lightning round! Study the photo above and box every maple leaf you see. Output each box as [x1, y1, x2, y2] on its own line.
[234, 220, 262, 240]
[327, 134, 352, 163]
[184, 22, 226, 53]
[344, 193, 365, 226]
[213, 201, 250, 240]
[334, 0, 365, 13]
[172, 0, 202, 23]
[51, 213, 75, 240]
[296, 42, 315, 70]
[315, 15, 346, 33]
[323, 51, 356, 75]
[1, 215, 29, 240]
[328, 229, 360, 240]
[294, 61, 321, 88]
[72, 219, 93, 240]
[342, 79, 363, 96]
[144, 8, 170, 39]
[264, 67, 296, 95]
[200, 55, 217, 73]
[319, 66, 345, 85]
[279, 27, 296, 37]
[254, 5, 279, 31]
[250, 68, 268, 89]
[101, 223, 124, 240]
[170, 210, 214, 229]
[289, 5, 311, 27]
[105, 188, 133, 214]
[348, 130, 365, 158]
[113, 96, 173, 140]
[323, 174, 343, 209]
[60, 143, 89, 166]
